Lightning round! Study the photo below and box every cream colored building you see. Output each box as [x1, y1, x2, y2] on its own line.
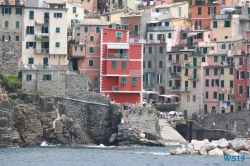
[100, 9, 124, 25]
[22, 5, 68, 68]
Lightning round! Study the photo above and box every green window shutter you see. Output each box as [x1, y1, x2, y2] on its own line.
[2, 8, 4, 14]
[89, 60, 93, 66]
[56, 27, 60, 33]
[221, 80, 224, 87]
[74, 46, 77, 51]
[16, 21, 19, 28]
[149, 34, 153, 40]
[184, 54, 188, 60]
[143, 61, 145, 68]
[54, 13, 56, 18]
[143, 74, 145, 82]
[178, 7, 181, 16]
[221, 44, 226, 49]
[121, 77, 126, 86]
[202, 57, 205, 62]
[230, 80, 233, 87]
[214, 56, 218, 62]
[169, 80, 172, 87]
[198, 7, 201, 15]
[84, 27, 88, 32]
[43, 75, 46, 81]
[214, 69, 218, 75]
[59, 13, 62, 18]
[157, 34, 161, 40]
[213, 92, 217, 99]
[80, 46, 83, 51]
[148, 61, 151, 68]
[96, 27, 100, 33]
[112, 61, 117, 69]
[159, 47, 163, 54]
[31, 26, 34, 34]
[221, 56, 225, 61]
[221, 68, 224, 75]
[4, 21, 8, 28]
[29, 11, 34, 19]
[143, 47, 145, 54]
[159, 61, 163, 68]
[132, 78, 137, 86]
[206, 79, 209, 87]
[73, 7, 76, 13]
[230, 68, 233, 74]
[33, 42, 36, 49]
[157, 74, 159, 83]
[169, 67, 172, 73]
[149, 47, 152, 54]
[208, 7, 210, 14]
[239, 86, 243, 94]
[90, 36, 94, 41]
[121, 62, 126, 70]
[168, 54, 172, 60]
[203, 48, 207, 54]
[160, 74, 162, 83]
[26, 42, 28, 49]
[9, 8, 11, 14]
[206, 69, 209, 75]
[89, 47, 94, 53]
[15, 36, 19, 41]
[49, 75, 52, 81]
[168, 33, 171, 38]
[116, 32, 122, 39]
[26, 75, 29, 81]
[185, 69, 188, 76]
[28, 58, 34, 64]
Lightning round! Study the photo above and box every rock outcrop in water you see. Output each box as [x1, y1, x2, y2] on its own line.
[170, 138, 250, 156]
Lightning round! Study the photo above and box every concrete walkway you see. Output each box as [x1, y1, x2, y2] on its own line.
[159, 119, 187, 143]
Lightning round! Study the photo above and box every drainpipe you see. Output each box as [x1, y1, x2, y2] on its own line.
[155, 43, 157, 92]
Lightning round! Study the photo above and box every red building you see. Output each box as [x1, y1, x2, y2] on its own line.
[100, 28, 142, 104]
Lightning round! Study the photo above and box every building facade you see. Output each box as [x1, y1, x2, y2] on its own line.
[100, 28, 142, 104]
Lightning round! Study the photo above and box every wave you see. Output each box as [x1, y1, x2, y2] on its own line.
[40, 141, 56, 147]
[165, 142, 181, 146]
[149, 152, 170, 156]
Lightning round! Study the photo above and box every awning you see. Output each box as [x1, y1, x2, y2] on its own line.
[221, 8, 238, 14]
[188, 32, 198, 37]
[107, 44, 129, 49]
[160, 95, 180, 98]
[147, 20, 160, 23]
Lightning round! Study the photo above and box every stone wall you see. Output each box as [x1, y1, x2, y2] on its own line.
[0, 6, 23, 74]
[127, 107, 160, 136]
[197, 111, 250, 135]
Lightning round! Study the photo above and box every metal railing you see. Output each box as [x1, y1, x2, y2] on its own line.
[35, 18, 49, 25]
[211, 14, 231, 19]
[112, 86, 119, 91]
[239, 14, 250, 20]
[188, 74, 199, 80]
[143, 82, 153, 87]
[182, 62, 201, 67]
[171, 60, 182, 64]
[129, 70, 141, 76]
[106, 53, 129, 59]
[34, 49, 49, 54]
[69, 23, 80, 29]
[147, 26, 173, 32]
[170, 72, 181, 78]
[35, 33, 49, 40]
[22, 64, 69, 70]
[192, 51, 202, 56]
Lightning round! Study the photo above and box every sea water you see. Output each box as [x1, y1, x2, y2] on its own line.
[0, 145, 249, 166]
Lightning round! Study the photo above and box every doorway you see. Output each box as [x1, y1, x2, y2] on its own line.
[72, 59, 78, 71]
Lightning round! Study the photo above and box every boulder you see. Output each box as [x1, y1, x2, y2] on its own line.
[177, 147, 187, 154]
[203, 139, 209, 144]
[193, 141, 205, 151]
[208, 148, 224, 156]
[191, 140, 197, 144]
[228, 139, 246, 151]
[191, 151, 199, 154]
[218, 140, 229, 149]
[218, 138, 227, 142]
[200, 147, 207, 155]
[239, 150, 250, 156]
[201, 143, 218, 152]
[109, 133, 117, 143]
[170, 149, 178, 155]
[186, 143, 194, 154]
[244, 140, 250, 151]
[223, 149, 239, 156]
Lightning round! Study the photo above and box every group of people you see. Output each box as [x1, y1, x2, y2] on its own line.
[0, 92, 8, 100]
[121, 102, 132, 110]
[88, 88, 99, 93]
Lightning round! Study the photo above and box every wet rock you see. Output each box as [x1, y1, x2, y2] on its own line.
[244, 140, 250, 151]
[170, 149, 177, 155]
[228, 138, 246, 151]
[193, 141, 205, 151]
[201, 143, 217, 152]
[223, 149, 239, 156]
[186, 143, 194, 154]
[208, 148, 224, 156]
[239, 150, 250, 156]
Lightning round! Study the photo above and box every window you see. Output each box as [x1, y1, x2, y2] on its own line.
[239, 85, 244, 95]
[178, 7, 182, 17]
[214, 68, 218, 75]
[143, 47, 145, 54]
[16, 21, 20, 28]
[213, 92, 217, 99]
[224, 21, 231, 27]
[187, 95, 190, 102]
[112, 61, 117, 69]
[159, 61, 163, 68]
[204, 105, 207, 114]
[26, 26, 34, 35]
[124, 25, 128, 30]
[157, 74, 162, 83]
[225, 36, 228, 39]
[16, 7, 22, 15]
[219, 94, 225, 101]
[4, 21, 9, 28]
[221, 43, 226, 49]
[212, 79, 219, 87]
[213, 21, 217, 28]
[55, 42, 60, 47]
[54, 13, 62, 18]
[185, 69, 188, 76]
[193, 95, 196, 102]
[208, 34, 210, 38]
[80, 46, 83, 51]
[239, 58, 243, 65]
[134, 24, 139, 32]
[84, 27, 88, 33]
[169, 80, 172, 87]
[26, 42, 36, 49]
[148, 61, 152, 68]
[73, 7, 76, 13]
[230, 105, 234, 112]
[56, 27, 60, 33]
[26, 75, 32, 81]
[149, 34, 153, 40]
[208, 7, 216, 14]
[121, 77, 126, 86]
[206, 68, 209, 75]
[221, 56, 226, 62]
[121, 61, 126, 70]
[132, 78, 137, 86]
[15, 36, 19, 41]
[203, 48, 207, 54]
[90, 36, 94, 41]
[28, 58, 34, 64]
[96, 27, 100, 33]
[168, 54, 172, 60]
[230, 80, 234, 88]
[29, 11, 34, 19]
[89, 60, 94, 66]
[237, 71, 245, 79]
[193, 81, 196, 88]
[43, 74, 52, 81]
[149, 47, 152, 54]
[159, 47, 163, 54]
[206, 92, 208, 99]
[116, 32, 122, 39]
[230, 68, 233, 75]
[143, 61, 145, 68]
[202, 57, 205, 62]
[221, 68, 224, 75]
[221, 80, 224, 87]
[165, 22, 169, 26]
[168, 33, 171, 39]
[2, 7, 11, 15]
[205, 79, 209, 87]
[74, 46, 77, 51]
[9, 49, 14, 54]
[198, 7, 201, 15]
[184, 54, 188, 60]
[89, 47, 94, 53]
[214, 56, 218, 62]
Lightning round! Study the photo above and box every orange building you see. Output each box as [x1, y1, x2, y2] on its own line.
[100, 28, 143, 104]
[191, 0, 221, 29]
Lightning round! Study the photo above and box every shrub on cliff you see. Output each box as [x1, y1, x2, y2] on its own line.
[2, 74, 21, 90]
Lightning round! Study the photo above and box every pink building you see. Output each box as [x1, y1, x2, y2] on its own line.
[69, 19, 107, 89]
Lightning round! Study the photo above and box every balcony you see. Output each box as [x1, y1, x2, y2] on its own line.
[34, 49, 49, 54]
[171, 60, 181, 65]
[143, 82, 153, 88]
[169, 86, 181, 92]
[192, 51, 202, 56]
[239, 14, 250, 20]
[182, 62, 201, 67]
[35, 33, 49, 41]
[129, 70, 141, 76]
[106, 53, 129, 60]
[68, 23, 80, 29]
[22, 64, 68, 70]
[112, 86, 119, 91]
[217, 49, 228, 54]
[1, 0, 25, 5]
[147, 26, 173, 32]
[169, 72, 181, 78]
[194, 0, 205, 5]
[35, 18, 49, 25]
[211, 14, 231, 20]
[188, 74, 199, 81]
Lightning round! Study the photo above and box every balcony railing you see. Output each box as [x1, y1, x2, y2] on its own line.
[35, 33, 49, 40]
[22, 64, 68, 70]
[211, 14, 231, 19]
[217, 49, 228, 54]
[171, 60, 182, 65]
[112, 86, 119, 91]
[170, 72, 181, 78]
[143, 82, 153, 88]
[106, 53, 129, 59]
[239, 14, 250, 20]
[34, 49, 49, 54]
[188, 74, 199, 81]
[147, 26, 172, 32]
[129, 70, 141, 76]
[194, 0, 205, 5]
[182, 62, 201, 67]
[192, 51, 202, 56]
[69, 23, 80, 29]
[35, 18, 49, 25]
[169, 86, 181, 91]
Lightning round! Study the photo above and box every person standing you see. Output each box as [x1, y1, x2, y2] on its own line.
[212, 122, 216, 129]
[225, 122, 229, 130]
